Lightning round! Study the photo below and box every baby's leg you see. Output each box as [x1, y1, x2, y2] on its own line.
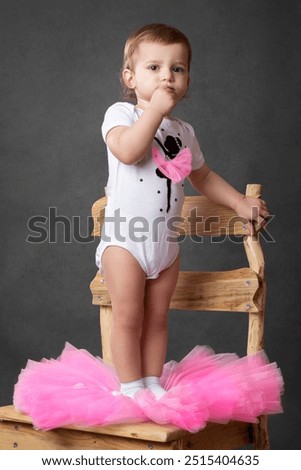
[101, 246, 146, 386]
[141, 256, 179, 397]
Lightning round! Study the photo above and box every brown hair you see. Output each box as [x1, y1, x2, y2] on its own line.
[121, 23, 192, 100]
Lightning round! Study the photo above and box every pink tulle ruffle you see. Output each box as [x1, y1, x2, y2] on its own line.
[13, 343, 283, 432]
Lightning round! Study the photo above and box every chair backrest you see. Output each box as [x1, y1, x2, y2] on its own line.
[90, 184, 266, 358]
[92, 195, 251, 238]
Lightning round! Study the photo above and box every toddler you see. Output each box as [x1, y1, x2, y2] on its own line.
[95, 23, 269, 399]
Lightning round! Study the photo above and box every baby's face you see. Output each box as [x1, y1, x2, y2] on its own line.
[127, 42, 190, 108]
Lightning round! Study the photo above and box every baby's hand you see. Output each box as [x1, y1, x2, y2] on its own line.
[149, 85, 177, 117]
[235, 196, 270, 235]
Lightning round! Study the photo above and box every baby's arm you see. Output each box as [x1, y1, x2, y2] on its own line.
[188, 164, 269, 231]
[106, 86, 177, 164]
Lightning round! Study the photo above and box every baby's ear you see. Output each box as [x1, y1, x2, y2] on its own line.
[122, 68, 135, 90]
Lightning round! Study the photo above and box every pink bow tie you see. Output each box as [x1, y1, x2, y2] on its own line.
[152, 146, 192, 183]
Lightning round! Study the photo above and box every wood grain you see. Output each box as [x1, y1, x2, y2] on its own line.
[0, 406, 252, 450]
[91, 268, 260, 313]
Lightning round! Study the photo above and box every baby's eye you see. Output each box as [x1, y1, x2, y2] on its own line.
[173, 66, 185, 73]
[148, 65, 159, 71]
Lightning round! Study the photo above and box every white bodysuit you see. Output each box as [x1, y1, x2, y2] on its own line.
[95, 102, 205, 279]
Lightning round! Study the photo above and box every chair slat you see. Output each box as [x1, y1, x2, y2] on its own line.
[181, 196, 250, 236]
[90, 268, 259, 313]
[91, 195, 251, 238]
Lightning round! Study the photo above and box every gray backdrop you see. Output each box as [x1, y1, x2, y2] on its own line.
[1, 0, 300, 450]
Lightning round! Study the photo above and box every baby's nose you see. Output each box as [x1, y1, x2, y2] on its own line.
[161, 68, 173, 82]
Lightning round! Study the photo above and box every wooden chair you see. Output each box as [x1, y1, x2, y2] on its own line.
[89, 183, 269, 449]
[0, 183, 269, 450]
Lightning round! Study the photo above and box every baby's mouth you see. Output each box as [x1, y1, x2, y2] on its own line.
[166, 85, 176, 92]
[162, 82, 175, 90]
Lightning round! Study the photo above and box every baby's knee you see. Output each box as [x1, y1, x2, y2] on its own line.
[113, 304, 143, 331]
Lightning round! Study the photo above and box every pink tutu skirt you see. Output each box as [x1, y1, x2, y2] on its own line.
[13, 343, 283, 432]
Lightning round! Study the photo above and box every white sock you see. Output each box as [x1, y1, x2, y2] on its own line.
[143, 376, 166, 399]
[120, 378, 144, 398]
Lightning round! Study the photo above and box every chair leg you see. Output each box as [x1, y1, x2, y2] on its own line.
[252, 415, 270, 449]
[99, 305, 113, 365]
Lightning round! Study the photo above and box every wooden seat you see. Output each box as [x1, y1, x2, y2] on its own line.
[0, 405, 252, 450]
[0, 183, 269, 449]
